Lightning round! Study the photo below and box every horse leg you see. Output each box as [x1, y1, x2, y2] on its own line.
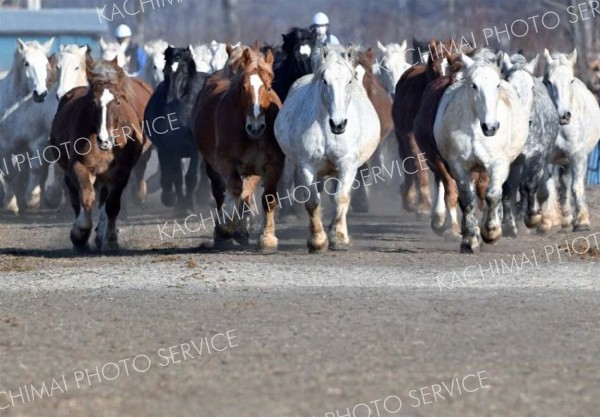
[431, 173, 446, 236]
[172, 159, 186, 215]
[277, 158, 303, 220]
[234, 175, 261, 246]
[558, 165, 573, 229]
[183, 152, 199, 212]
[328, 165, 356, 251]
[204, 162, 231, 248]
[296, 165, 327, 253]
[537, 167, 555, 234]
[195, 158, 212, 207]
[523, 156, 546, 229]
[131, 145, 152, 205]
[95, 186, 109, 250]
[97, 175, 129, 251]
[2, 170, 19, 215]
[482, 161, 510, 245]
[501, 162, 520, 238]
[571, 155, 591, 232]
[260, 164, 284, 252]
[398, 133, 417, 213]
[441, 169, 460, 238]
[157, 150, 176, 207]
[447, 160, 479, 254]
[350, 163, 370, 214]
[69, 164, 95, 250]
[410, 134, 431, 218]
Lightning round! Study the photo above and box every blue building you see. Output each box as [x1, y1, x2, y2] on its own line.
[0, 8, 109, 73]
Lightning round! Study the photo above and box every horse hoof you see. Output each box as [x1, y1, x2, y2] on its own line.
[525, 213, 542, 229]
[161, 191, 177, 208]
[72, 243, 91, 254]
[460, 237, 479, 254]
[232, 231, 250, 247]
[100, 240, 120, 252]
[329, 240, 350, 251]
[431, 219, 446, 237]
[501, 224, 518, 239]
[307, 236, 328, 254]
[70, 228, 92, 248]
[573, 223, 591, 233]
[26, 196, 41, 210]
[481, 226, 502, 244]
[5, 197, 19, 215]
[258, 235, 278, 253]
[443, 229, 462, 242]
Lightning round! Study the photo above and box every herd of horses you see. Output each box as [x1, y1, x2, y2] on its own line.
[0, 29, 599, 254]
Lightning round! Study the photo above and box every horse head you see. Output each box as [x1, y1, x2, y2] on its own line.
[99, 37, 129, 70]
[282, 28, 314, 74]
[164, 46, 197, 104]
[237, 44, 275, 139]
[503, 53, 539, 115]
[462, 52, 504, 137]
[144, 40, 168, 86]
[316, 46, 360, 135]
[544, 48, 578, 125]
[16, 38, 55, 102]
[376, 40, 410, 95]
[57, 44, 92, 100]
[89, 58, 128, 150]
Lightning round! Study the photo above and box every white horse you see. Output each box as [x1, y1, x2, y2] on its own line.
[0, 39, 58, 214]
[143, 39, 168, 88]
[543, 49, 600, 231]
[193, 40, 232, 74]
[275, 47, 381, 252]
[434, 53, 529, 253]
[99, 37, 129, 70]
[375, 40, 411, 97]
[56, 44, 91, 100]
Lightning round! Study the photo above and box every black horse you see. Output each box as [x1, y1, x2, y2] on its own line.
[273, 27, 315, 102]
[144, 46, 208, 213]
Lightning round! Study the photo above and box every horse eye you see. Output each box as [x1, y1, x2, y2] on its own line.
[153, 65, 158, 69]
[24, 61, 29, 67]
[323, 79, 328, 85]
[497, 84, 501, 89]
[75, 66, 80, 71]
[471, 83, 477, 90]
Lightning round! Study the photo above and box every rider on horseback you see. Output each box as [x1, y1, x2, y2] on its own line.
[311, 12, 340, 47]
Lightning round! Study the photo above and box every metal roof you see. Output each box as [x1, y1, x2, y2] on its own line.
[0, 9, 109, 35]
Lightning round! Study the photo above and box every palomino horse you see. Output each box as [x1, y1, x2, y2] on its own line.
[543, 49, 600, 231]
[275, 46, 380, 252]
[501, 53, 560, 236]
[0, 38, 57, 214]
[393, 39, 453, 217]
[375, 40, 411, 98]
[434, 54, 529, 253]
[49, 59, 148, 251]
[143, 39, 169, 88]
[145, 46, 208, 213]
[193, 43, 284, 251]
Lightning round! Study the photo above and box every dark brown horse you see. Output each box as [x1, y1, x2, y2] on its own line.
[50, 58, 150, 251]
[392, 39, 456, 217]
[192, 43, 285, 251]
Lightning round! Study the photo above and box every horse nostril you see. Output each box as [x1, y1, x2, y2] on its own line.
[341, 119, 348, 129]
[564, 111, 572, 120]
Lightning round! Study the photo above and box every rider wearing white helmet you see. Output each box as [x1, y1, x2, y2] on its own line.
[115, 24, 146, 74]
[311, 12, 340, 47]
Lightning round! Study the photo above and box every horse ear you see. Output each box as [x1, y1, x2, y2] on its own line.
[502, 53, 513, 73]
[110, 56, 119, 67]
[346, 46, 360, 68]
[568, 48, 578, 65]
[17, 38, 27, 52]
[495, 52, 504, 70]
[461, 53, 475, 69]
[79, 45, 89, 55]
[526, 54, 539, 74]
[400, 39, 408, 51]
[377, 41, 387, 53]
[189, 45, 196, 57]
[241, 48, 253, 68]
[251, 40, 260, 51]
[43, 38, 55, 54]
[226, 43, 235, 57]
[265, 49, 275, 66]
[544, 48, 554, 65]
[232, 42, 241, 49]
[48, 53, 57, 68]
[59, 44, 65, 53]
[144, 44, 153, 55]
[365, 48, 375, 66]
[99, 37, 108, 51]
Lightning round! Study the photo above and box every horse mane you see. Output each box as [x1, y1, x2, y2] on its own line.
[503, 54, 533, 79]
[544, 52, 575, 79]
[89, 59, 135, 100]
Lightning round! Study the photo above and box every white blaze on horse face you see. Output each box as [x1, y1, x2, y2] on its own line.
[470, 67, 501, 134]
[249, 74, 264, 119]
[98, 89, 115, 148]
[299, 44, 312, 58]
[171, 62, 179, 73]
[441, 58, 449, 77]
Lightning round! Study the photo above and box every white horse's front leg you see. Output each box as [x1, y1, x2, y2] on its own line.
[447, 159, 479, 253]
[295, 165, 327, 253]
[482, 161, 510, 244]
[329, 164, 356, 251]
[571, 155, 591, 231]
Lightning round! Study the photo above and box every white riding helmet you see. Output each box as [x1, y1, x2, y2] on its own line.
[312, 12, 330, 26]
[115, 24, 132, 39]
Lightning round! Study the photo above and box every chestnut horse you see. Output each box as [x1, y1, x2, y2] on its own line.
[392, 39, 455, 217]
[50, 59, 150, 251]
[192, 43, 285, 251]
